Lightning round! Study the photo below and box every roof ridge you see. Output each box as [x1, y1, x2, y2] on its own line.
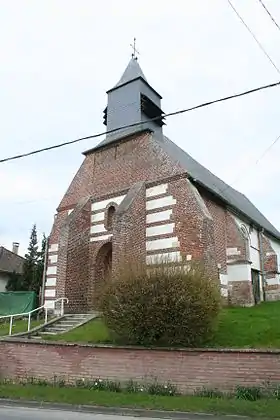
[0, 246, 25, 260]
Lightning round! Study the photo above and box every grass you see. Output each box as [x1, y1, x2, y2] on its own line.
[44, 301, 280, 348]
[206, 301, 280, 349]
[44, 318, 111, 343]
[1, 384, 280, 418]
[0, 318, 42, 337]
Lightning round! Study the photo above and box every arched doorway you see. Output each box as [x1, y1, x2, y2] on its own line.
[95, 242, 113, 284]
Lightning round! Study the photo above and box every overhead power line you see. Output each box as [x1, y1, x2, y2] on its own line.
[258, 0, 280, 32]
[220, 132, 280, 195]
[227, 0, 280, 75]
[1, 80, 280, 164]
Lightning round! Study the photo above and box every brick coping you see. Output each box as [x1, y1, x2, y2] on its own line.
[1, 337, 280, 354]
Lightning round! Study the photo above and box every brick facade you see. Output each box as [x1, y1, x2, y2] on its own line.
[43, 130, 280, 311]
[1, 340, 280, 393]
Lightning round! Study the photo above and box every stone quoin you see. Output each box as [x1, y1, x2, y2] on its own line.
[44, 56, 280, 312]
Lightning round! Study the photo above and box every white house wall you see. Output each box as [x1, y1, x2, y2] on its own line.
[234, 215, 261, 271]
[227, 263, 251, 282]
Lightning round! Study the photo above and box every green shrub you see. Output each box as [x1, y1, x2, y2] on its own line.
[146, 381, 178, 396]
[98, 262, 221, 347]
[235, 385, 262, 401]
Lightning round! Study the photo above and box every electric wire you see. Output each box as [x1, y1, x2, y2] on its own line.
[228, 0, 280, 75]
[1, 79, 280, 164]
[258, 0, 280, 32]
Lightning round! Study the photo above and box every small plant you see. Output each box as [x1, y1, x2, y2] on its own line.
[235, 385, 262, 401]
[105, 380, 121, 393]
[56, 378, 66, 388]
[75, 378, 87, 388]
[146, 381, 178, 396]
[91, 378, 107, 391]
[195, 387, 223, 398]
[125, 379, 141, 393]
[36, 378, 48, 387]
[274, 386, 280, 400]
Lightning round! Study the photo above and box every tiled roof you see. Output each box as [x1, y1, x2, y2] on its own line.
[0, 247, 25, 274]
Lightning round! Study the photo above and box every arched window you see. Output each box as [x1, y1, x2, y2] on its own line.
[240, 224, 249, 240]
[107, 205, 116, 230]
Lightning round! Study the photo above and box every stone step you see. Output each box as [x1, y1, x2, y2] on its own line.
[55, 322, 78, 327]
[43, 327, 69, 333]
[63, 318, 89, 323]
[27, 313, 98, 338]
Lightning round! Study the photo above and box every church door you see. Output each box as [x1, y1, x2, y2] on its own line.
[251, 269, 261, 305]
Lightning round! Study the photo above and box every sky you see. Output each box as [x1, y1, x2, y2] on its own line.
[1, 0, 280, 256]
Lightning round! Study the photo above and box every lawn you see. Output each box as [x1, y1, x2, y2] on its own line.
[0, 318, 42, 337]
[45, 301, 280, 348]
[1, 384, 280, 418]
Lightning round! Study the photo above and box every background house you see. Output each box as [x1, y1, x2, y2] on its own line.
[0, 243, 24, 292]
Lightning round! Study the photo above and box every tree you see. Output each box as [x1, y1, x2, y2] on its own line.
[98, 262, 221, 347]
[22, 224, 39, 292]
[5, 271, 24, 292]
[21, 225, 46, 296]
[5, 226, 47, 295]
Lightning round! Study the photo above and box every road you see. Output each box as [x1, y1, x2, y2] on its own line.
[0, 405, 246, 420]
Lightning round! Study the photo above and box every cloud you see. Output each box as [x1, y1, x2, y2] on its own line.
[1, 0, 280, 256]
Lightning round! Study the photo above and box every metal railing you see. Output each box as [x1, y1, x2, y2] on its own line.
[0, 297, 68, 336]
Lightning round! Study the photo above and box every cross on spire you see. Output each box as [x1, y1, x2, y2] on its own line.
[130, 37, 139, 60]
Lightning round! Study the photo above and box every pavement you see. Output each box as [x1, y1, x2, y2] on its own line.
[0, 404, 250, 420]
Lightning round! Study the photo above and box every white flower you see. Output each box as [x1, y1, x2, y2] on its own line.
[164, 385, 168, 389]
[82, 378, 85, 382]
[99, 379, 103, 382]
[95, 382, 98, 386]
[140, 388, 144, 392]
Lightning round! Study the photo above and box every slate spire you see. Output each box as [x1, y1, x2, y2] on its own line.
[100, 56, 165, 147]
[110, 57, 147, 91]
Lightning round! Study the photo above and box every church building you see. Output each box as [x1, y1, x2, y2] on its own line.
[44, 56, 280, 312]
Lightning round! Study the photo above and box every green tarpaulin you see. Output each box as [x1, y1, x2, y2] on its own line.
[0, 291, 37, 316]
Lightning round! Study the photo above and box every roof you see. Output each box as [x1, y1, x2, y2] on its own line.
[0, 247, 25, 274]
[109, 57, 147, 91]
[159, 135, 280, 240]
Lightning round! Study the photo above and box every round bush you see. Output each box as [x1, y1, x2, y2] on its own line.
[98, 263, 221, 347]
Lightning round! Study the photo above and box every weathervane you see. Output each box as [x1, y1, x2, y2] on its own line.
[130, 37, 139, 60]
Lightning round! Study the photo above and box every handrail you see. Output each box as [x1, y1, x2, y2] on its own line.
[0, 297, 69, 336]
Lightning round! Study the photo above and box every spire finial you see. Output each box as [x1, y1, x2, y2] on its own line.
[130, 37, 139, 60]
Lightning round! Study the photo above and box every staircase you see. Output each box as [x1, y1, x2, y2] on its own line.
[32, 313, 97, 338]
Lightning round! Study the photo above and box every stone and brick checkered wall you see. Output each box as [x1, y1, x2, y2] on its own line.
[1, 340, 280, 393]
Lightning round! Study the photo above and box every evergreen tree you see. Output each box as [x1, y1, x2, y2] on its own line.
[5, 271, 24, 291]
[5, 227, 47, 297]
[22, 224, 39, 293]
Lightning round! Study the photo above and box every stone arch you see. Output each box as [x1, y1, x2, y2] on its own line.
[95, 241, 113, 284]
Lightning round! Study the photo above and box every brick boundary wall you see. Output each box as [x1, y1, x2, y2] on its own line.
[1, 339, 280, 393]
